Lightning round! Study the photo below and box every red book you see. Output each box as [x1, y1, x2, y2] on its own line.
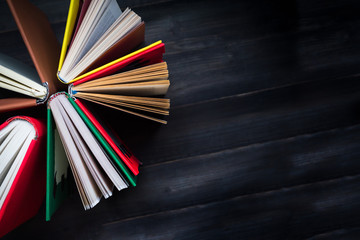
[0, 116, 46, 237]
[74, 99, 141, 175]
[73, 43, 165, 86]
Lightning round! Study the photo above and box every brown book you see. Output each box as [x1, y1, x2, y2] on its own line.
[1, 0, 64, 113]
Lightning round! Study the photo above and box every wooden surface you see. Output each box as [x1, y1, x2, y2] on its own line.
[1, 0, 360, 239]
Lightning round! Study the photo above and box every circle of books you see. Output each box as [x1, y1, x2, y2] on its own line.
[0, 0, 170, 236]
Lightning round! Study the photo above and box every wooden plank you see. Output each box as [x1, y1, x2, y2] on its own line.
[7, 174, 360, 239]
[307, 228, 360, 240]
[95, 76, 360, 165]
[4, 122, 360, 239]
[93, 175, 360, 239]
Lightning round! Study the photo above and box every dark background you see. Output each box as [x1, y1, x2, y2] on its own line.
[1, 0, 360, 239]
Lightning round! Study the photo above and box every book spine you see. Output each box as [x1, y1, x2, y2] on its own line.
[46, 108, 54, 221]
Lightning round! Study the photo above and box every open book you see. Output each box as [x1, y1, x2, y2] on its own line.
[2, 0, 63, 113]
[0, 116, 46, 237]
[57, 0, 145, 83]
[70, 59, 170, 124]
[46, 92, 139, 218]
[0, 53, 48, 111]
[58, 0, 170, 124]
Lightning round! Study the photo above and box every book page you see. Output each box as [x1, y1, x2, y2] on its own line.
[0, 120, 35, 208]
[76, 96, 168, 124]
[73, 62, 168, 88]
[75, 80, 170, 96]
[79, 0, 121, 61]
[55, 94, 128, 191]
[60, 103, 113, 198]
[50, 96, 102, 209]
[67, 9, 142, 81]
[60, 0, 121, 81]
[0, 74, 46, 99]
[0, 53, 46, 93]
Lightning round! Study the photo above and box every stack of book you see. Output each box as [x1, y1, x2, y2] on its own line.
[0, 0, 170, 237]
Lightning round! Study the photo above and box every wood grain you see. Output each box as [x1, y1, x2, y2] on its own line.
[1, 0, 360, 239]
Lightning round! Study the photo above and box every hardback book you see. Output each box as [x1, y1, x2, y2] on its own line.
[68, 44, 170, 124]
[57, 0, 145, 83]
[58, 0, 170, 124]
[3, 0, 64, 113]
[0, 53, 48, 112]
[0, 116, 46, 237]
[46, 92, 139, 220]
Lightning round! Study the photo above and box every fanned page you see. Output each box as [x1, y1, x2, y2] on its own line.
[70, 41, 165, 84]
[58, 0, 144, 83]
[0, 53, 47, 99]
[71, 62, 170, 124]
[67, 95, 136, 186]
[48, 93, 132, 209]
[74, 99, 141, 175]
[0, 120, 36, 209]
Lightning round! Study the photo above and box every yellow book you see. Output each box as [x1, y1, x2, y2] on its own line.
[57, 0, 145, 83]
[57, 0, 80, 72]
[70, 41, 163, 83]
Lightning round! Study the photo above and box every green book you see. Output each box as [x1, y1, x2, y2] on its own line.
[46, 108, 71, 221]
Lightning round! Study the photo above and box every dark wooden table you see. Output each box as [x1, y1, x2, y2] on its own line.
[1, 0, 360, 239]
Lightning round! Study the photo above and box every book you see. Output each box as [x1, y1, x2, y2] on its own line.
[46, 92, 138, 216]
[0, 116, 46, 237]
[57, 0, 145, 83]
[58, 0, 170, 124]
[70, 60, 170, 124]
[0, 53, 48, 112]
[3, 0, 64, 113]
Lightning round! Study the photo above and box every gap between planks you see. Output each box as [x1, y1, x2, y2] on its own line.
[142, 118, 360, 170]
[102, 173, 360, 227]
[306, 227, 360, 240]
[170, 73, 360, 110]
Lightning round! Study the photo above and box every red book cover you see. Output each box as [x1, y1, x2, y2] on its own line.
[0, 116, 46, 237]
[73, 43, 165, 86]
[74, 99, 140, 175]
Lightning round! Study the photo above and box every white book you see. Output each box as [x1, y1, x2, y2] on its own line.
[0, 53, 47, 99]
[0, 119, 36, 209]
[48, 93, 129, 210]
[58, 0, 142, 83]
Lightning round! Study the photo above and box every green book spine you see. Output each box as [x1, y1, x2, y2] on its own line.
[67, 95, 137, 187]
[46, 108, 54, 221]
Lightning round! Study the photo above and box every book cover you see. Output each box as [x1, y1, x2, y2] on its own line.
[0, 116, 46, 237]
